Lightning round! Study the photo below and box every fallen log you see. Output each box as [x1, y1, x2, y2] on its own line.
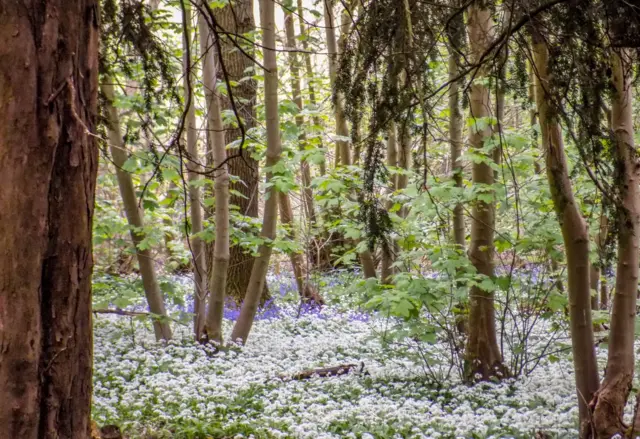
[281, 362, 363, 381]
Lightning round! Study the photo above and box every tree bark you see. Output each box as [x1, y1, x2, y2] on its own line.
[464, 1, 507, 383]
[531, 27, 599, 435]
[297, 0, 327, 175]
[212, 0, 263, 304]
[447, 2, 466, 249]
[381, 124, 398, 284]
[230, 0, 282, 344]
[324, 0, 351, 166]
[199, 2, 230, 345]
[182, 2, 207, 340]
[284, 8, 316, 227]
[278, 192, 323, 304]
[102, 83, 172, 341]
[0, 1, 98, 436]
[592, 49, 640, 439]
[590, 213, 608, 312]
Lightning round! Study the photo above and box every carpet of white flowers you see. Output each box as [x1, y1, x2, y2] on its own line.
[91, 275, 617, 439]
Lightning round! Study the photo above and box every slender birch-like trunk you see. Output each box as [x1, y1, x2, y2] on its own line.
[464, 1, 507, 382]
[531, 27, 599, 435]
[324, 0, 351, 166]
[182, 2, 207, 339]
[381, 124, 399, 283]
[297, 0, 327, 175]
[198, 2, 230, 344]
[447, 1, 465, 249]
[211, 0, 263, 304]
[230, 0, 282, 344]
[278, 193, 323, 303]
[589, 213, 607, 312]
[592, 49, 640, 439]
[284, 8, 316, 226]
[102, 83, 172, 341]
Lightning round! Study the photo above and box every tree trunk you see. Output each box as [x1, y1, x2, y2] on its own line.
[324, 0, 375, 278]
[531, 27, 599, 435]
[182, 2, 207, 340]
[464, 1, 507, 383]
[447, 3, 465, 249]
[590, 213, 608, 312]
[212, 0, 263, 304]
[529, 61, 542, 175]
[199, 3, 230, 345]
[230, 0, 282, 344]
[278, 193, 323, 304]
[592, 49, 640, 439]
[0, 1, 98, 436]
[324, 0, 351, 166]
[297, 0, 327, 175]
[381, 124, 398, 284]
[102, 83, 172, 341]
[284, 8, 316, 227]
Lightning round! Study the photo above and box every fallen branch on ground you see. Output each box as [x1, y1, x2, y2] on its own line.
[280, 362, 364, 381]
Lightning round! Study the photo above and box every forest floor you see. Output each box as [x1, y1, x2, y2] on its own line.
[92, 272, 616, 439]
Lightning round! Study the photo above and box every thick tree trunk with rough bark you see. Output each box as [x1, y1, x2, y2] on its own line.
[464, 1, 507, 383]
[103, 83, 172, 341]
[592, 49, 640, 439]
[230, 0, 282, 344]
[531, 27, 599, 435]
[0, 1, 98, 436]
[182, 2, 207, 340]
[211, 0, 263, 304]
[199, 3, 230, 345]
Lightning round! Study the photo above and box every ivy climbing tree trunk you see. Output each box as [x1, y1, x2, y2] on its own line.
[531, 26, 599, 436]
[0, 1, 98, 436]
[464, 1, 507, 383]
[592, 48, 640, 439]
[182, 1, 207, 340]
[199, 2, 230, 345]
[324, 0, 376, 279]
[103, 83, 172, 342]
[212, 0, 264, 304]
[230, 0, 282, 344]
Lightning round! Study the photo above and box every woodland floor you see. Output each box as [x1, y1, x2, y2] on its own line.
[92, 273, 629, 439]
